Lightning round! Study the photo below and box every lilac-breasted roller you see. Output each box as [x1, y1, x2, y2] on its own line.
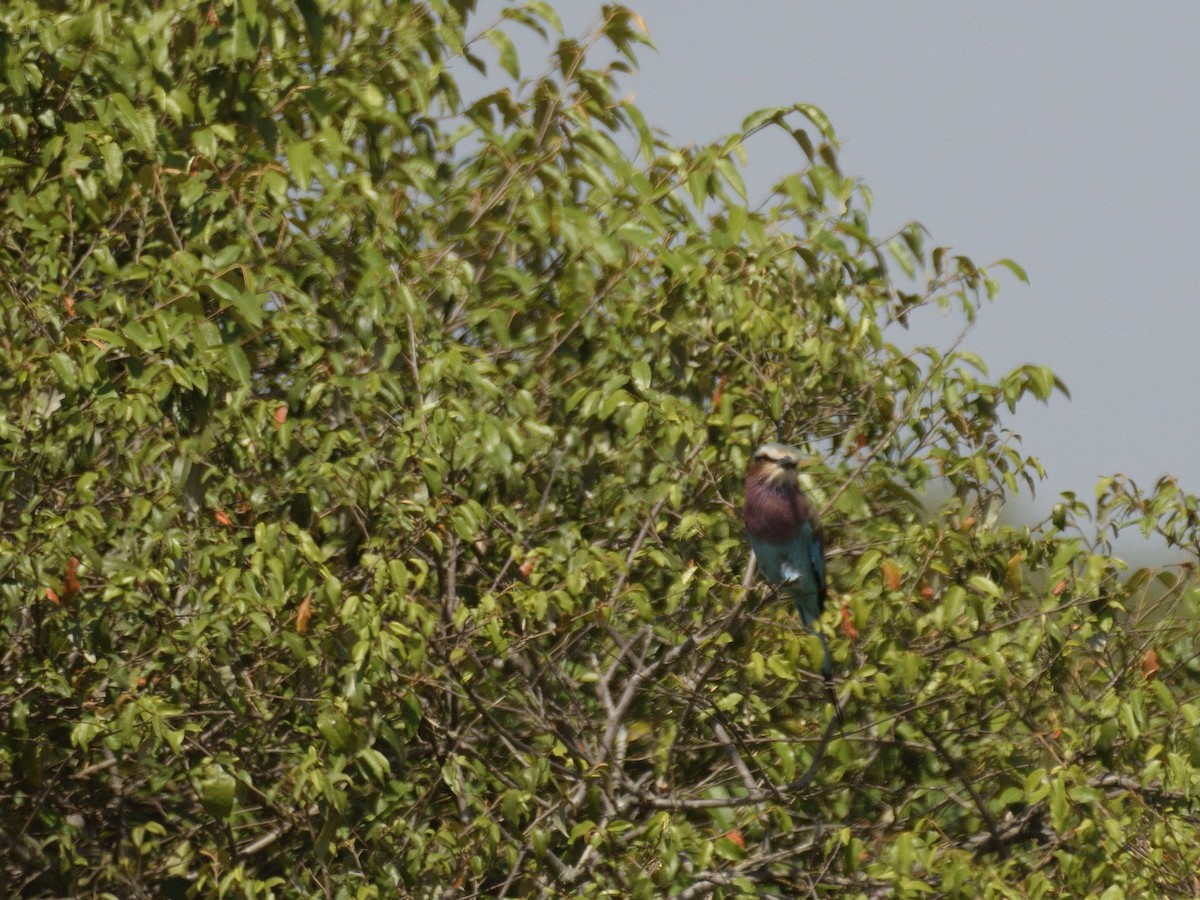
[743, 443, 834, 687]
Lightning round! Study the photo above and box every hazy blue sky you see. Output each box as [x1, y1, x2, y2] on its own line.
[470, 2, 1200, 556]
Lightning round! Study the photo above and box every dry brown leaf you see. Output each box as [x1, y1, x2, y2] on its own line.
[62, 557, 81, 602]
[881, 560, 901, 591]
[710, 374, 728, 407]
[1142, 649, 1160, 681]
[296, 595, 313, 633]
[840, 606, 858, 643]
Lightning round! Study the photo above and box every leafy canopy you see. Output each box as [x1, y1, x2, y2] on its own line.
[3, 1, 1200, 896]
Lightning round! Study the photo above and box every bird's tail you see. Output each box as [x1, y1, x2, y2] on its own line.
[813, 629, 843, 727]
[813, 629, 832, 680]
[795, 597, 843, 728]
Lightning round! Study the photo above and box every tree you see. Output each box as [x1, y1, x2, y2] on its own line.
[3, 1, 1200, 896]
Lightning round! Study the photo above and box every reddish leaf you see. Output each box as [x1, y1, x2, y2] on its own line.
[274, 404, 288, 425]
[881, 560, 901, 591]
[711, 374, 728, 407]
[1052, 579, 1068, 596]
[919, 581, 935, 601]
[62, 557, 81, 601]
[213, 510, 233, 527]
[1142, 649, 1160, 681]
[296, 595, 313, 633]
[519, 556, 536, 578]
[840, 605, 858, 643]
[724, 829, 745, 848]
[46, 558, 81, 606]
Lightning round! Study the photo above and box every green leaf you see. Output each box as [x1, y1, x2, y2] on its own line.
[485, 28, 520, 80]
[47, 352, 79, 392]
[796, 102, 838, 143]
[287, 139, 314, 187]
[968, 574, 1002, 598]
[714, 157, 746, 202]
[122, 320, 158, 352]
[203, 277, 263, 328]
[196, 765, 237, 819]
[317, 709, 359, 754]
[996, 257, 1029, 283]
[742, 106, 785, 133]
[224, 343, 251, 386]
[110, 93, 156, 154]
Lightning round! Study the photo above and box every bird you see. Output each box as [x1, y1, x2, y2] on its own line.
[743, 442, 840, 719]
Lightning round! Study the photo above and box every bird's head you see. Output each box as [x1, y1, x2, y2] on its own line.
[750, 442, 805, 486]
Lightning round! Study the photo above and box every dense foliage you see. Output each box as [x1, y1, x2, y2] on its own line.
[4, 1, 1200, 896]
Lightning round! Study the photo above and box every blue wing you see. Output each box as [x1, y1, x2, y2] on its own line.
[780, 521, 823, 627]
[805, 521, 826, 617]
[746, 533, 783, 585]
[749, 524, 831, 679]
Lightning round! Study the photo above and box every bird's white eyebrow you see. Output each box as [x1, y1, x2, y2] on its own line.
[756, 453, 792, 463]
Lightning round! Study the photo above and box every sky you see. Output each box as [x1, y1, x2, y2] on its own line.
[468, 2, 1200, 559]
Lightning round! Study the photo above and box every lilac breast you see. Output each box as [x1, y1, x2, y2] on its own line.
[743, 473, 808, 544]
